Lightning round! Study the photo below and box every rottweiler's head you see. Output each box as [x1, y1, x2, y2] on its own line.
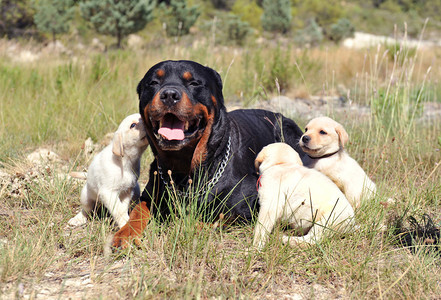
[137, 60, 225, 168]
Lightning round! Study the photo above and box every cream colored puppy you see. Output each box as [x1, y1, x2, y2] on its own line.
[253, 143, 354, 249]
[68, 113, 148, 228]
[300, 117, 376, 208]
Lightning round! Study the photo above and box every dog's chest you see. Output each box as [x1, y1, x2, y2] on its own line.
[99, 169, 137, 192]
[118, 172, 137, 188]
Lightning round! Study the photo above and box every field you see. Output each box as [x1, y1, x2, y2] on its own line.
[0, 36, 441, 299]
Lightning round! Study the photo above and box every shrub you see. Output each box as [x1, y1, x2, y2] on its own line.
[199, 13, 252, 46]
[80, 0, 155, 48]
[225, 14, 252, 46]
[329, 18, 355, 44]
[261, 0, 291, 34]
[231, 0, 263, 30]
[254, 45, 294, 94]
[0, 0, 35, 38]
[160, 0, 200, 37]
[210, 0, 235, 10]
[295, 0, 344, 28]
[385, 42, 417, 66]
[33, 0, 75, 43]
[294, 19, 323, 47]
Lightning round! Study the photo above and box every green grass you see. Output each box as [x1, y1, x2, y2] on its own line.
[0, 38, 440, 299]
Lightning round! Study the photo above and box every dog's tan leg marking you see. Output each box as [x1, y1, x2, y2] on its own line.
[112, 201, 151, 249]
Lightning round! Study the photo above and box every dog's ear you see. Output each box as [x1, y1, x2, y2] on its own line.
[112, 132, 124, 157]
[335, 124, 349, 148]
[136, 79, 144, 97]
[206, 67, 224, 104]
[210, 68, 223, 92]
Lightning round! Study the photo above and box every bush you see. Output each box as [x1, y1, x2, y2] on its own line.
[254, 45, 293, 94]
[225, 14, 252, 46]
[80, 0, 155, 48]
[385, 42, 417, 66]
[0, 0, 35, 38]
[295, 0, 344, 28]
[160, 0, 200, 37]
[199, 13, 252, 46]
[261, 0, 291, 34]
[294, 19, 323, 47]
[329, 18, 355, 44]
[231, 0, 263, 30]
[210, 0, 235, 10]
[33, 0, 75, 42]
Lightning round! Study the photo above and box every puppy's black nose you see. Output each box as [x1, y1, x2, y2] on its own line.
[160, 88, 181, 106]
[302, 135, 310, 144]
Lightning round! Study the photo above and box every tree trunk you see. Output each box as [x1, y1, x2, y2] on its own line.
[116, 29, 122, 49]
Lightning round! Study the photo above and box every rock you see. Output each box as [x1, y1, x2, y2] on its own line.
[102, 132, 114, 146]
[0, 169, 9, 180]
[421, 102, 441, 121]
[26, 148, 62, 166]
[248, 94, 375, 121]
[91, 38, 105, 52]
[127, 34, 143, 49]
[83, 137, 95, 155]
[12, 50, 39, 63]
[343, 31, 439, 49]
[42, 40, 70, 55]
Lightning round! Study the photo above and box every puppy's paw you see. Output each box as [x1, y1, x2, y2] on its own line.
[67, 212, 87, 226]
[252, 240, 266, 252]
[115, 214, 130, 229]
[282, 235, 310, 248]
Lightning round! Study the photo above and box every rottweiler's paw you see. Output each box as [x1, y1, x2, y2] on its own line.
[112, 224, 142, 250]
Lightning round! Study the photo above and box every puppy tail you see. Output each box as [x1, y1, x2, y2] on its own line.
[69, 171, 87, 180]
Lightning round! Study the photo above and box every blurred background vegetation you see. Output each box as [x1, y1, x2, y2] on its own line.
[1, 0, 440, 163]
[1, 0, 440, 47]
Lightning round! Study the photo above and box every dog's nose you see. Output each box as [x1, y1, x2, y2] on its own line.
[302, 135, 310, 144]
[160, 88, 181, 106]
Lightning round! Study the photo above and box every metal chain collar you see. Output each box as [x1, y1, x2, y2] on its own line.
[157, 136, 231, 199]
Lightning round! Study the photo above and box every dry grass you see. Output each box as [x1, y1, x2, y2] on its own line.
[0, 36, 440, 299]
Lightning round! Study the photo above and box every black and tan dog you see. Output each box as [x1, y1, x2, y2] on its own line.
[112, 60, 305, 248]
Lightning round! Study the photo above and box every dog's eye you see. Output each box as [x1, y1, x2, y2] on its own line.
[319, 130, 327, 135]
[305, 127, 308, 132]
[188, 80, 200, 87]
[149, 80, 159, 86]
[130, 123, 137, 129]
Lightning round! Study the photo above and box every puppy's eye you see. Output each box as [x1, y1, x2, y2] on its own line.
[305, 127, 308, 132]
[130, 123, 137, 129]
[319, 130, 327, 135]
[149, 80, 159, 86]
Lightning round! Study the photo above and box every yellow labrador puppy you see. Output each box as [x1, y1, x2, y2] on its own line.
[68, 113, 148, 228]
[300, 117, 376, 208]
[253, 143, 354, 249]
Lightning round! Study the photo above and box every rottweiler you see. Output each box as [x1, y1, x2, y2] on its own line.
[112, 60, 305, 248]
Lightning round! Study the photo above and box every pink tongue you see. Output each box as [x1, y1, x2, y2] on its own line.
[158, 118, 185, 140]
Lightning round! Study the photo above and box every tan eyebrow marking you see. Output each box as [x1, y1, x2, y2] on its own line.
[183, 71, 192, 80]
[156, 69, 165, 77]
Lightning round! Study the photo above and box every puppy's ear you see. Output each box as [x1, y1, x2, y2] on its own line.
[335, 124, 349, 148]
[254, 152, 265, 173]
[112, 132, 124, 157]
